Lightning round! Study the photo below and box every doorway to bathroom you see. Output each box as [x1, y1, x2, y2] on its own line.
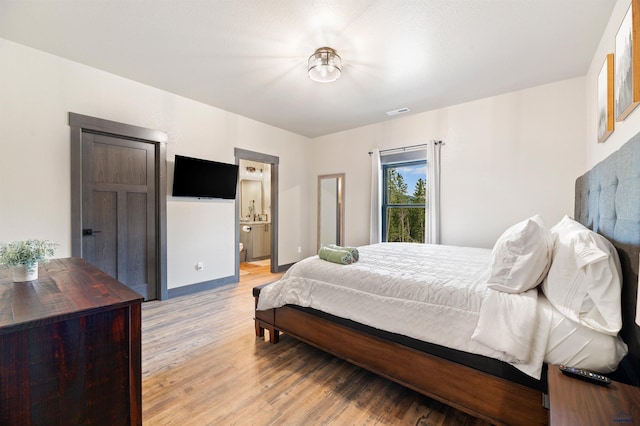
[234, 148, 279, 277]
[239, 159, 271, 268]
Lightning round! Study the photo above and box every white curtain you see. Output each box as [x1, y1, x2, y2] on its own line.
[369, 148, 382, 244]
[426, 140, 442, 244]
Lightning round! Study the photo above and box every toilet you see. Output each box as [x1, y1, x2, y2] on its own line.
[239, 242, 246, 262]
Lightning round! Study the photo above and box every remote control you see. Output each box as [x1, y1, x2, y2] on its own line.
[559, 365, 611, 386]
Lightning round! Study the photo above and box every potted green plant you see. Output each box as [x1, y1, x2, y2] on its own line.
[0, 239, 57, 282]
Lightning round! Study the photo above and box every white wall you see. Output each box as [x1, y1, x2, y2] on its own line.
[0, 38, 312, 290]
[586, 0, 640, 168]
[311, 78, 587, 249]
[3, 2, 629, 283]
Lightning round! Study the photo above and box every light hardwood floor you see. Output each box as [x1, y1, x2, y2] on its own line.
[141, 263, 490, 425]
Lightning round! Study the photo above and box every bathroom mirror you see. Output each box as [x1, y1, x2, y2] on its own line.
[317, 173, 345, 250]
[241, 180, 262, 220]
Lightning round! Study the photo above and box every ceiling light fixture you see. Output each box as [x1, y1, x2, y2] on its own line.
[308, 47, 342, 83]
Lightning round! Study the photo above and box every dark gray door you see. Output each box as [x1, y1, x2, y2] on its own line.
[81, 132, 157, 300]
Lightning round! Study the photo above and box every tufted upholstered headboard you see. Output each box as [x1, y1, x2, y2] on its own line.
[575, 132, 640, 386]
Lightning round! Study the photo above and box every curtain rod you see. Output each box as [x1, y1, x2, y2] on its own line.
[368, 141, 444, 155]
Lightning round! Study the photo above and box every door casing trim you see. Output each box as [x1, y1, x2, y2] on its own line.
[69, 112, 168, 300]
[234, 148, 280, 276]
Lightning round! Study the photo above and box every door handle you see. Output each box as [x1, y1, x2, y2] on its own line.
[82, 229, 102, 236]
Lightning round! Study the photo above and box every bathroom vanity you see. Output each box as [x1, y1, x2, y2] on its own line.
[240, 221, 271, 261]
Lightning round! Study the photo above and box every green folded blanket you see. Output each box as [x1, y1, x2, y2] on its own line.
[327, 244, 359, 262]
[318, 246, 353, 265]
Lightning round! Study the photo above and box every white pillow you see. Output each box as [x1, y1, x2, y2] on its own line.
[487, 215, 553, 293]
[541, 215, 622, 336]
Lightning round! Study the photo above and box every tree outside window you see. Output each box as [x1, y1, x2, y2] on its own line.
[383, 161, 426, 243]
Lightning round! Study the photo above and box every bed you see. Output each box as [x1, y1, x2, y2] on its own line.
[253, 134, 640, 426]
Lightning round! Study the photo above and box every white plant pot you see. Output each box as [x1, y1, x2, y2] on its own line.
[13, 263, 38, 282]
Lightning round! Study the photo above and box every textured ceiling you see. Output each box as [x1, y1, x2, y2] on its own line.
[0, 0, 616, 137]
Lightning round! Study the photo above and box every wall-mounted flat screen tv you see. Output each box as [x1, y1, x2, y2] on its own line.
[172, 155, 239, 199]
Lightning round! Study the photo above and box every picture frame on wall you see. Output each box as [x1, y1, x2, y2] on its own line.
[598, 54, 615, 143]
[615, 0, 640, 121]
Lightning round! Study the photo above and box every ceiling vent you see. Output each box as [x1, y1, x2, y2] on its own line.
[386, 107, 410, 116]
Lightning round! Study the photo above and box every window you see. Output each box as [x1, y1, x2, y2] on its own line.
[371, 142, 440, 246]
[382, 160, 426, 243]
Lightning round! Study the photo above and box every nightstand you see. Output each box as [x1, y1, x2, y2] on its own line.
[548, 364, 640, 425]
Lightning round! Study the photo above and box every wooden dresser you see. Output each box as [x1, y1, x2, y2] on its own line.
[0, 257, 143, 426]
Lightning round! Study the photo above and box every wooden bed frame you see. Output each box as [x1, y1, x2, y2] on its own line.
[254, 134, 640, 426]
[254, 298, 548, 425]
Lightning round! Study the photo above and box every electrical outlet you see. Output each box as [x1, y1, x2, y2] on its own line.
[298, 246, 302, 253]
[196, 262, 204, 271]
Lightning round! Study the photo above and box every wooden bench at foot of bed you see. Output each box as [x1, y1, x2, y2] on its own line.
[253, 285, 549, 426]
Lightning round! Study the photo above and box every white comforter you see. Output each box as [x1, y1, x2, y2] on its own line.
[257, 242, 550, 378]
